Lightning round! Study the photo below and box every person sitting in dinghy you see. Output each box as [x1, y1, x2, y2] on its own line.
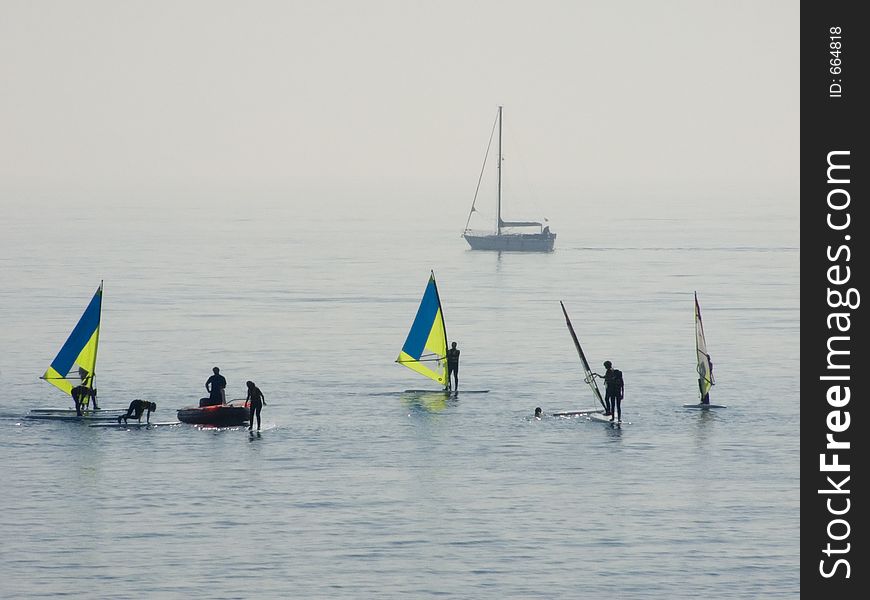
[117, 400, 157, 424]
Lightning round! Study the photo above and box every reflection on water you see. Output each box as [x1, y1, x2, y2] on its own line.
[1, 204, 799, 599]
[400, 390, 456, 414]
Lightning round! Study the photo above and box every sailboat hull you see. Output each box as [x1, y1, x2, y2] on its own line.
[177, 400, 249, 426]
[463, 232, 556, 252]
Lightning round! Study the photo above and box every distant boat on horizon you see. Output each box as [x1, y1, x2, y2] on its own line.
[462, 106, 556, 252]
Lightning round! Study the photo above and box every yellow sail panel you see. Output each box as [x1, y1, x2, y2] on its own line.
[396, 274, 448, 386]
[43, 366, 73, 395]
[43, 327, 100, 394]
[397, 350, 446, 384]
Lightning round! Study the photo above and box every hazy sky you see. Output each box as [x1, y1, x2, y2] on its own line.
[1, 1, 798, 218]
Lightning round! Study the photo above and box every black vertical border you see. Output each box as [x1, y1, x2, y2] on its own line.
[802, 2, 866, 596]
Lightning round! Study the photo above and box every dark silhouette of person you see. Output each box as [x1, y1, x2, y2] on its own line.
[117, 400, 157, 424]
[205, 367, 227, 406]
[534, 407, 543, 419]
[246, 381, 266, 431]
[446, 342, 460, 390]
[699, 353, 713, 404]
[593, 360, 624, 422]
[76, 366, 99, 410]
[70, 384, 95, 416]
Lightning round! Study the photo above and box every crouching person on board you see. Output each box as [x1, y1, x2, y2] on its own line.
[70, 384, 96, 417]
[118, 400, 157, 424]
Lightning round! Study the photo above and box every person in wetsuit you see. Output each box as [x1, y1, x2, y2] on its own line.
[446, 342, 460, 391]
[699, 353, 713, 404]
[117, 400, 157, 424]
[70, 384, 95, 416]
[593, 360, 624, 422]
[534, 407, 543, 419]
[205, 367, 227, 406]
[76, 367, 99, 411]
[246, 380, 266, 431]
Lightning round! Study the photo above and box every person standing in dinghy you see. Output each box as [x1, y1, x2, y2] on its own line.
[205, 367, 227, 406]
[592, 361, 624, 422]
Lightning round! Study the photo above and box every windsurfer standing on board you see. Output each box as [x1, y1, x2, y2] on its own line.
[592, 361, 624, 422]
[75, 366, 99, 412]
[246, 381, 266, 431]
[446, 342, 460, 391]
[205, 367, 227, 406]
[699, 353, 713, 404]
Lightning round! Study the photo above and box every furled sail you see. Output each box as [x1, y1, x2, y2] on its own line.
[695, 291, 715, 403]
[42, 283, 102, 395]
[396, 272, 448, 386]
[560, 301, 606, 411]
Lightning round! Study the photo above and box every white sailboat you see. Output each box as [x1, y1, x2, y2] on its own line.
[684, 292, 726, 409]
[462, 106, 556, 252]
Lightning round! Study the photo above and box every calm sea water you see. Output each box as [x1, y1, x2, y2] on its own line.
[1, 195, 799, 599]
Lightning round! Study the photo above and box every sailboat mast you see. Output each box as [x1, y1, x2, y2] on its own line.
[91, 280, 103, 391]
[497, 105, 502, 236]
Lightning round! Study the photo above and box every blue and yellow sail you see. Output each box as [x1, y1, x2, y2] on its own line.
[396, 272, 448, 387]
[42, 283, 102, 396]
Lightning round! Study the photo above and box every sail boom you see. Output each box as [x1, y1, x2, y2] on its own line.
[499, 219, 544, 228]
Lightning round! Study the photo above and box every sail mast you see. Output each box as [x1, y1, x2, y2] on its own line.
[90, 280, 103, 391]
[497, 105, 503, 235]
[432, 270, 448, 356]
[431, 270, 449, 390]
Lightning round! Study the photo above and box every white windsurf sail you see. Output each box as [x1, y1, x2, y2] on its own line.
[695, 291, 715, 403]
[560, 301, 606, 411]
